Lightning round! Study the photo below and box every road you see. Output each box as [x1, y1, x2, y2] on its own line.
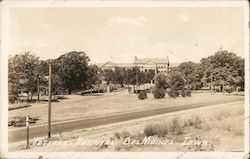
[8, 99, 243, 143]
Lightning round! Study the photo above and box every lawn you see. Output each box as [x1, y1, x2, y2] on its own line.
[8, 90, 244, 126]
[11, 100, 244, 152]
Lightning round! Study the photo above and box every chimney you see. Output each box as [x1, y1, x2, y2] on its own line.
[134, 56, 137, 61]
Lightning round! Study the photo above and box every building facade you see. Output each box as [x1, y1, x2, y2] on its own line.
[97, 56, 179, 72]
[133, 56, 169, 73]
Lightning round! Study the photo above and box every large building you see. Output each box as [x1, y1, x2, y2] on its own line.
[97, 62, 134, 71]
[97, 56, 179, 72]
[134, 56, 169, 73]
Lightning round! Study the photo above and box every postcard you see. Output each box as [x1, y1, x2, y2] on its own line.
[0, 0, 249, 159]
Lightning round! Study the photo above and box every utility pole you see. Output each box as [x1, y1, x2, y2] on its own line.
[136, 67, 139, 93]
[167, 56, 170, 73]
[210, 73, 213, 95]
[48, 64, 52, 138]
[37, 75, 40, 102]
[136, 68, 139, 86]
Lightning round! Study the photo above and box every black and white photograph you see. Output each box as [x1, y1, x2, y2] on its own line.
[0, 0, 249, 159]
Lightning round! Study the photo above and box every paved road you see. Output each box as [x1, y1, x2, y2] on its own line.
[9, 99, 242, 143]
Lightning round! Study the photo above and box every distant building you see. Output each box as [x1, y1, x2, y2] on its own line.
[97, 56, 179, 72]
[134, 56, 169, 73]
[97, 62, 134, 71]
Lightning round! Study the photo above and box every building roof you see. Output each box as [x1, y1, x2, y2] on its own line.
[95, 63, 105, 68]
[115, 63, 134, 68]
[95, 59, 179, 68]
[134, 58, 169, 64]
[97, 62, 134, 68]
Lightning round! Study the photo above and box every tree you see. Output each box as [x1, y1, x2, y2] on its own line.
[153, 73, 170, 99]
[112, 67, 126, 86]
[51, 74, 64, 95]
[8, 52, 39, 100]
[86, 65, 102, 90]
[166, 70, 187, 98]
[102, 69, 115, 93]
[144, 70, 155, 83]
[55, 51, 90, 94]
[102, 69, 115, 85]
[124, 67, 136, 85]
[201, 50, 244, 92]
[138, 70, 148, 85]
[154, 72, 170, 90]
[123, 67, 153, 86]
[178, 62, 204, 90]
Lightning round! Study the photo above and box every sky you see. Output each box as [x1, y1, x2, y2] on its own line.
[9, 7, 245, 64]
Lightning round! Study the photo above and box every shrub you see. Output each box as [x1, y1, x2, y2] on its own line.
[56, 95, 68, 100]
[226, 87, 233, 93]
[144, 118, 184, 137]
[114, 130, 130, 139]
[154, 73, 169, 89]
[153, 87, 166, 99]
[193, 116, 202, 129]
[121, 130, 130, 139]
[168, 118, 183, 135]
[144, 123, 168, 137]
[185, 88, 192, 97]
[167, 88, 179, 98]
[99, 86, 107, 93]
[114, 131, 121, 139]
[143, 90, 147, 98]
[138, 90, 147, 100]
[181, 88, 192, 97]
[181, 89, 186, 97]
[9, 95, 17, 104]
[144, 124, 156, 136]
[184, 116, 202, 128]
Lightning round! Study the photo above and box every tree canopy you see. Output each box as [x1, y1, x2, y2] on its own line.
[8, 49, 245, 99]
[8, 52, 39, 99]
[178, 62, 204, 90]
[200, 50, 244, 91]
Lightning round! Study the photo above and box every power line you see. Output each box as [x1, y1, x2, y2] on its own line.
[166, 48, 190, 62]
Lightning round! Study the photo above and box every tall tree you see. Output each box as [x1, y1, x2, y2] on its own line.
[112, 67, 126, 86]
[178, 62, 204, 90]
[8, 52, 39, 100]
[86, 64, 102, 90]
[201, 50, 244, 91]
[55, 51, 90, 94]
[102, 69, 115, 93]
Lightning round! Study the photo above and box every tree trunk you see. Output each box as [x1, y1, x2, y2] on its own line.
[220, 84, 223, 92]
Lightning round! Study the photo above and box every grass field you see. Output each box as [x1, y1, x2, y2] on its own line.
[11, 100, 244, 152]
[8, 90, 244, 126]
